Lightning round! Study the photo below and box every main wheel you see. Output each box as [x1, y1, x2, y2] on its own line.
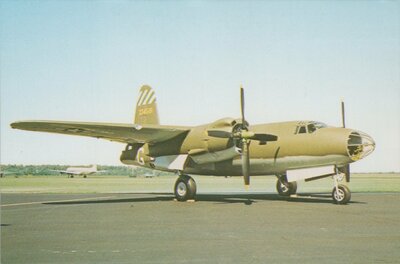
[332, 184, 351, 204]
[276, 178, 297, 196]
[174, 175, 197, 202]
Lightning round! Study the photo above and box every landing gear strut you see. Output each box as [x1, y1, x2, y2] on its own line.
[332, 171, 351, 204]
[276, 175, 297, 196]
[174, 175, 197, 201]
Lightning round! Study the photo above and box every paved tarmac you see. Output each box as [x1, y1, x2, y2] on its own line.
[1, 192, 400, 263]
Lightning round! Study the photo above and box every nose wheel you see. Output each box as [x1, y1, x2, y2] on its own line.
[174, 175, 197, 201]
[332, 172, 351, 204]
[332, 185, 351, 204]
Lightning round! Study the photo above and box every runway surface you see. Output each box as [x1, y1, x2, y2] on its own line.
[1, 192, 400, 263]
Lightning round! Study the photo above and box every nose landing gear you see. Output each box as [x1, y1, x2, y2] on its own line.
[276, 171, 351, 204]
[332, 170, 351, 204]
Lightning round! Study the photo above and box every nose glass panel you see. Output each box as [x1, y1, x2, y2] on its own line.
[347, 131, 375, 161]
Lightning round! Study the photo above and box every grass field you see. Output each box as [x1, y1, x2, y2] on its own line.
[1, 173, 399, 194]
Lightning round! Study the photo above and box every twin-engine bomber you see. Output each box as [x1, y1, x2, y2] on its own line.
[11, 85, 375, 204]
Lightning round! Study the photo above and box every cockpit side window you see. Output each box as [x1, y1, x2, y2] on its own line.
[305, 122, 327, 134]
[296, 122, 327, 134]
[298, 126, 307, 134]
[307, 124, 316, 133]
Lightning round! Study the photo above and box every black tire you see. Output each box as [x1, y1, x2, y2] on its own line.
[174, 175, 197, 202]
[332, 184, 351, 204]
[276, 179, 297, 196]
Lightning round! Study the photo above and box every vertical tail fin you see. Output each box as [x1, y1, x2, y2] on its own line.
[134, 85, 160, 125]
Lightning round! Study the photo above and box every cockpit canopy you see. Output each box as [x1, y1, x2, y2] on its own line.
[295, 121, 327, 134]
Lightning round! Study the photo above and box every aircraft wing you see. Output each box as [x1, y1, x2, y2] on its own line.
[11, 120, 191, 144]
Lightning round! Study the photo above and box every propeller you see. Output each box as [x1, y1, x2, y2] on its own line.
[207, 129, 277, 142]
[240, 86, 250, 186]
[207, 86, 278, 187]
[242, 137, 250, 186]
[341, 100, 351, 182]
[240, 87, 246, 128]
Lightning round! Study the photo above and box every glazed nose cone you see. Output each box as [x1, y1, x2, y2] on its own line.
[347, 131, 375, 161]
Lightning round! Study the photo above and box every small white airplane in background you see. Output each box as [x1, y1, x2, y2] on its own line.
[53, 165, 105, 178]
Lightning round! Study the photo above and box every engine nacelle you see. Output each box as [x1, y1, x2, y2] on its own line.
[120, 144, 154, 166]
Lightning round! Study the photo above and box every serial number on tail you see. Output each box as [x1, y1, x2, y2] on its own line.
[138, 107, 153, 116]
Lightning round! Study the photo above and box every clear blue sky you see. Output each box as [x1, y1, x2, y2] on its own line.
[1, 1, 399, 172]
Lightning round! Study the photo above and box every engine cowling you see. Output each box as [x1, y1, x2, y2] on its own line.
[120, 144, 154, 166]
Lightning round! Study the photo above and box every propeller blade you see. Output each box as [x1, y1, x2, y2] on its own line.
[341, 101, 350, 182]
[251, 133, 278, 142]
[207, 130, 232, 138]
[341, 100, 346, 128]
[242, 139, 250, 186]
[240, 86, 246, 129]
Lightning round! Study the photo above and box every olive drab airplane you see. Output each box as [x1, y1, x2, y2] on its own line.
[11, 85, 375, 204]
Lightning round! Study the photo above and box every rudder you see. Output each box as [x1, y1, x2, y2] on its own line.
[134, 85, 159, 125]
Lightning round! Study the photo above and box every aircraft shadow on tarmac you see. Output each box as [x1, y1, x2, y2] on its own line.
[43, 193, 365, 206]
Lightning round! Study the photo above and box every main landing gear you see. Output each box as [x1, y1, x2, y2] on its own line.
[276, 175, 297, 196]
[174, 175, 197, 201]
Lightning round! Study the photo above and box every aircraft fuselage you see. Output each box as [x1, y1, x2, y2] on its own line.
[120, 119, 374, 176]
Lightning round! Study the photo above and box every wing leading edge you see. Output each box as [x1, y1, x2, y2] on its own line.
[11, 120, 191, 144]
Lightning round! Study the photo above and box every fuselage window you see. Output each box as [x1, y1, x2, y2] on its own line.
[308, 124, 316, 133]
[298, 126, 307, 134]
